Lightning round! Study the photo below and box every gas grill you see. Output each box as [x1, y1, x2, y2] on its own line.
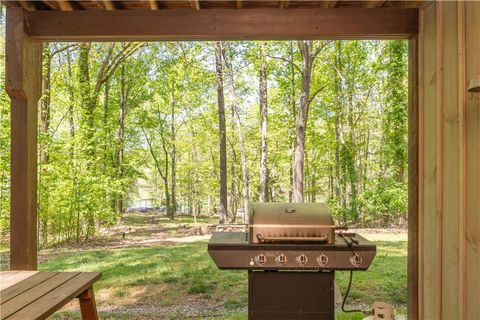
[208, 203, 377, 319]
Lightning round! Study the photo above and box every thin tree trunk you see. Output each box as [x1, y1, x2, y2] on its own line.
[117, 65, 126, 222]
[293, 41, 314, 203]
[223, 47, 249, 223]
[289, 42, 296, 203]
[39, 43, 51, 245]
[215, 41, 228, 224]
[292, 41, 327, 203]
[78, 43, 96, 239]
[171, 101, 177, 219]
[259, 42, 268, 203]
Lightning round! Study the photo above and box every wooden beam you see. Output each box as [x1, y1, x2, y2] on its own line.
[25, 8, 419, 41]
[408, 35, 419, 320]
[190, 0, 200, 10]
[5, 6, 41, 270]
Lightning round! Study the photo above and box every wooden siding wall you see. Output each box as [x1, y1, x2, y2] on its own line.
[419, 2, 480, 319]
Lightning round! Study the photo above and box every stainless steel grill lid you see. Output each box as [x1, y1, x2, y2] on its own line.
[249, 203, 335, 244]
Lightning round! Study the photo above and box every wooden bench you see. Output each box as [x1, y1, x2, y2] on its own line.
[1, 271, 101, 320]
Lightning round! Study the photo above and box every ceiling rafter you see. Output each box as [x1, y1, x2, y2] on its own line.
[43, 1, 77, 11]
[17, 1, 39, 11]
[94, 0, 118, 10]
[279, 0, 289, 9]
[148, 0, 159, 10]
[320, 1, 337, 9]
[190, 0, 200, 10]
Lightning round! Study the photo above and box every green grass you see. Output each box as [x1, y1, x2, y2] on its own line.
[40, 238, 406, 319]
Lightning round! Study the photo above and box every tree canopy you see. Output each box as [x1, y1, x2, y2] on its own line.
[0, 32, 408, 246]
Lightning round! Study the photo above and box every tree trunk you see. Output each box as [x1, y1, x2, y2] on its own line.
[117, 65, 126, 222]
[214, 41, 228, 224]
[171, 101, 177, 219]
[40, 44, 51, 164]
[293, 41, 314, 203]
[78, 43, 96, 239]
[223, 46, 250, 223]
[259, 42, 269, 203]
[39, 43, 51, 245]
[289, 42, 296, 203]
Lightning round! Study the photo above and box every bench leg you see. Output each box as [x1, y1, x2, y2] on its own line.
[78, 286, 99, 320]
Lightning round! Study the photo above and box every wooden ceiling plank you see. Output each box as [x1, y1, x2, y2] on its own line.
[25, 8, 419, 41]
[319, 1, 338, 9]
[279, 0, 289, 9]
[191, 0, 200, 10]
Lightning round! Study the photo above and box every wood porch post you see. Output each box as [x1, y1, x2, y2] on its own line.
[5, 6, 42, 270]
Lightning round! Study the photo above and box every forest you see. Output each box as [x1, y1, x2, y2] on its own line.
[0, 15, 409, 246]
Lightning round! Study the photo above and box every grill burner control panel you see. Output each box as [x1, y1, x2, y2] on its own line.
[248, 250, 370, 269]
[208, 232, 376, 271]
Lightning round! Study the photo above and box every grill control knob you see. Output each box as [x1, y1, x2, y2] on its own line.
[316, 253, 329, 267]
[255, 253, 267, 265]
[275, 253, 287, 265]
[296, 254, 308, 266]
[350, 253, 363, 267]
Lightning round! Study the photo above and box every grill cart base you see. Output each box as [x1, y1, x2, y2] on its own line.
[248, 271, 334, 320]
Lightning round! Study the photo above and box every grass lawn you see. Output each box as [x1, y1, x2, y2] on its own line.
[37, 217, 407, 319]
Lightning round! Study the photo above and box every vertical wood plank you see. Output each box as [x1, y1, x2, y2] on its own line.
[416, 8, 424, 319]
[440, 2, 460, 318]
[457, 1, 466, 319]
[434, 3, 444, 318]
[464, 2, 480, 319]
[5, 7, 42, 270]
[407, 35, 419, 320]
[419, 3, 438, 319]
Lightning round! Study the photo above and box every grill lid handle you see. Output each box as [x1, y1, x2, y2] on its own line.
[256, 234, 329, 243]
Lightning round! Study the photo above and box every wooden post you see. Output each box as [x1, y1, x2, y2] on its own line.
[5, 7, 42, 270]
[78, 286, 99, 320]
